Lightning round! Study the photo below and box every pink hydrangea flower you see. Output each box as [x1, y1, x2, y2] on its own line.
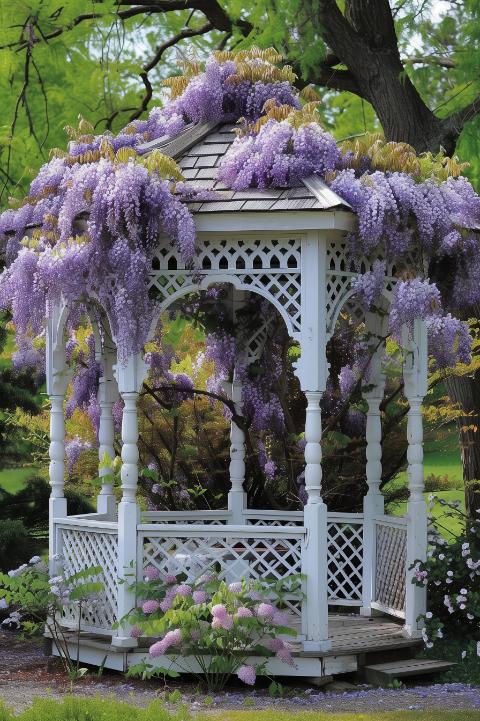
[211, 613, 233, 630]
[160, 596, 173, 613]
[272, 610, 289, 626]
[211, 603, 227, 619]
[192, 590, 206, 604]
[149, 629, 182, 657]
[237, 665, 256, 685]
[164, 574, 177, 584]
[142, 599, 160, 615]
[144, 566, 160, 581]
[269, 638, 285, 651]
[256, 603, 276, 619]
[211, 616, 224, 629]
[176, 584, 192, 597]
[130, 625, 142, 639]
[236, 606, 253, 618]
[228, 582, 243, 594]
[276, 647, 295, 666]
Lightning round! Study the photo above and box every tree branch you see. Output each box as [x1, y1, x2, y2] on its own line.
[404, 55, 457, 69]
[445, 94, 480, 136]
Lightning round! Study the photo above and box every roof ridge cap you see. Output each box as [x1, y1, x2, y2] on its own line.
[136, 120, 221, 158]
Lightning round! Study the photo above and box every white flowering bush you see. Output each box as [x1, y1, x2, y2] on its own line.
[0, 555, 104, 679]
[412, 496, 480, 659]
[124, 570, 302, 691]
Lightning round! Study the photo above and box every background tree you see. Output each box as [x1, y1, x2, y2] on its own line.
[0, 0, 479, 514]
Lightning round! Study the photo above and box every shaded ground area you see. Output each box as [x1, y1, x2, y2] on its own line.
[1, 630, 479, 715]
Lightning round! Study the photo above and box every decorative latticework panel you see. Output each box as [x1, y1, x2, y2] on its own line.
[327, 521, 364, 603]
[59, 526, 118, 633]
[325, 239, 407, 334]
[374, 523, 407, 612]
[140, 530, 303, 616]
[149, 235, 302, 336]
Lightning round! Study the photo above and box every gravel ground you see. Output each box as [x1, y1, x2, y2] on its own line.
[1, 630, 480, 715]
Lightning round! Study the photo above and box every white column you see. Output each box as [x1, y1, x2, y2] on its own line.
[46, 303, 69, 574]
[112, 391, 140, 647]
[112, 353, 146, 648]
[302, 391, 331, 651]
[296, 231, 331, 652]
[48, 394, 68, 567]
[403, 319, 428, 638]
[361, 311, 386, 616]
[228, 375, 247, 524]
[97, 350, 118, 516]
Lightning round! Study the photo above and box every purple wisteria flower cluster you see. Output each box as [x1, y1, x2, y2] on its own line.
[0, 45, 479, 447]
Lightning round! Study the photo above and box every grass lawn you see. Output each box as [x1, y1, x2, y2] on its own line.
[2, 698, 479, 721]
[212, 715, 480, 721]
[0, 466, 39, 494]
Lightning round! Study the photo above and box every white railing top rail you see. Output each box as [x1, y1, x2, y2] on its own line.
[243, 510, 304, 519]
[141, 510, 231, 521]
[374, 514, 408, 528]
[53, 517, 118, 533]
[66, 512, 113, 521]
[138, 523, 306, 537]
[327, 512, 364, 522]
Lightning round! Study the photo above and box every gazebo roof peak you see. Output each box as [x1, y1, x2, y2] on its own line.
[137, 121, 352, 216]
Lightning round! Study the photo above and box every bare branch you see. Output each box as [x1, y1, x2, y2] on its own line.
[445, 93, 480, 136]
[404, 55, 457, 69]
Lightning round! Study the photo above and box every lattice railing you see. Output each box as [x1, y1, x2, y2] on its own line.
[327, 515, 364, 605]
[138, 524, 304, 617]
[56, 521, 118, 634]
[373, 518, 407, 615]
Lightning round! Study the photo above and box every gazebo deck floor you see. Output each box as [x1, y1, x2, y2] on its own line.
[51, 614, 422, 679]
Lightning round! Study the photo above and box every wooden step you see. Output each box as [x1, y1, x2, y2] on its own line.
[364, 658, 456, 685]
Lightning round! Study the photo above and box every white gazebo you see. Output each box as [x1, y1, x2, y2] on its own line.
[46, 122, 428, 677]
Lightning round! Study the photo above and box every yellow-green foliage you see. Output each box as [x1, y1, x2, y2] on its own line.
[0, 696, 189, 721]
[51, 117, 184, 182]
[340, 133, 469, 182]
[163, 46, 296, 102]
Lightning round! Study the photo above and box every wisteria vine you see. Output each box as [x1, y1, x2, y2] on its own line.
[1, 46, 480, 493]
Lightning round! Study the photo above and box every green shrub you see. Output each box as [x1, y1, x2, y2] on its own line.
[0, 519, 34, 572]
[412, 495, 479, 650]
[0, 697, 189, 721]
[424, 474, 456, 492]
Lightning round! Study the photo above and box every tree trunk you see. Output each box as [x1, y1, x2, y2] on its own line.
[445, 374, 480, 519]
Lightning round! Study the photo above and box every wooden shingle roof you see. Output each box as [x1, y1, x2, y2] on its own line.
[137, 122, 351, 215]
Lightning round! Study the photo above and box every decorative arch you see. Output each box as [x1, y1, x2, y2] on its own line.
[147, 274, 297, 346]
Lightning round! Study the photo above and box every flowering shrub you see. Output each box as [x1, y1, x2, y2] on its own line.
[412, 496, 480, 658]
[0, 555, 103, 679]
[125, 570, 302, 690]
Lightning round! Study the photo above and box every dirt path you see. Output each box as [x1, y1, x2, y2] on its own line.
[1, 631, 479, 715]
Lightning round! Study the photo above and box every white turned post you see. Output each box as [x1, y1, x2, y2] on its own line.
[113, 353, 147, 648]
[48, 394, 67, 567]
[403, 319, 428, 638]
[97, 349, 118, 516]
[361, 311, 386, 616]
[228, 375, 247, 524]
[46, 302, 69, 575]
[296, 231, 331, 652]
[302, 391, 331, 650]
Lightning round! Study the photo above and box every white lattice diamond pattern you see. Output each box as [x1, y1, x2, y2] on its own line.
[327, 522, 363, 602]
[60, 528, 118, 632]
[141, 532, 302, 615]
[375, 524, 406, 612]
[149, 236, 302, 336]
